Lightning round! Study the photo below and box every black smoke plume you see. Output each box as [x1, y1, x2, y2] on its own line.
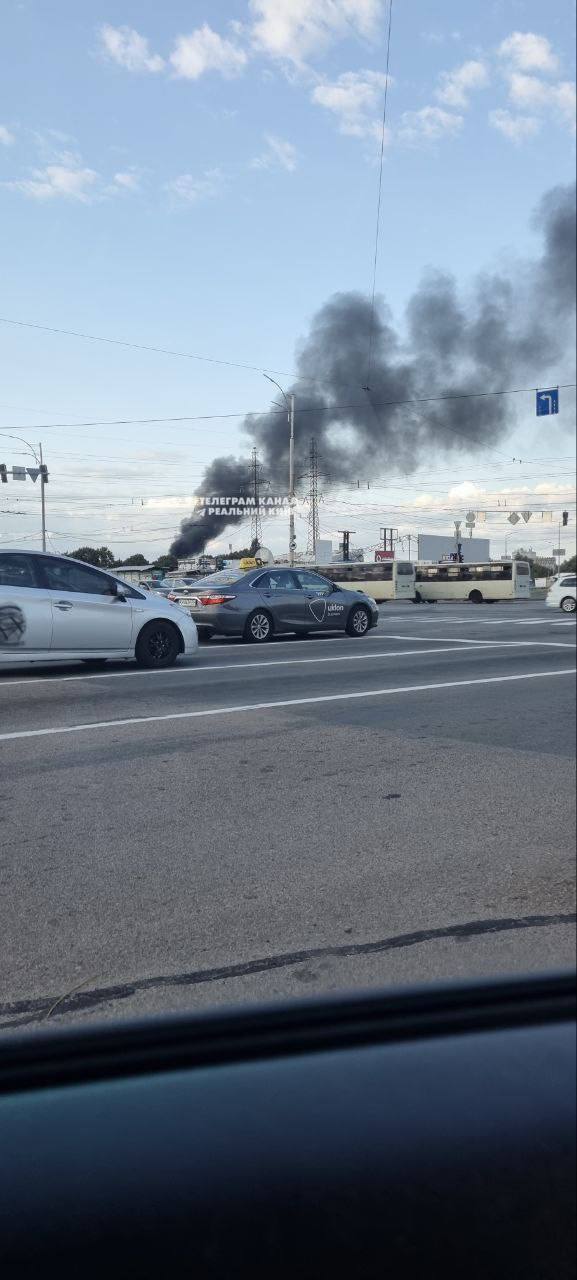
[171, 182, 575, 558]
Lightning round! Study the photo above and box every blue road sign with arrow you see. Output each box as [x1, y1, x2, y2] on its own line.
[536, 388, 559, 416]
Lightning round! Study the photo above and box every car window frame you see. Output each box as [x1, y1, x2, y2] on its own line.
[293, 569, 333, 593]
[253, 570, 301, 592]
[37, 556, 119, 597]
[0, 551, 42, 590]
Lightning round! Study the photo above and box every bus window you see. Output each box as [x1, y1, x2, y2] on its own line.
[395, 562, 413, 576]
[515, 562, 529, 575]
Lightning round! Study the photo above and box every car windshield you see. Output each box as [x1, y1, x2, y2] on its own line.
[0, 3, 575, 1042]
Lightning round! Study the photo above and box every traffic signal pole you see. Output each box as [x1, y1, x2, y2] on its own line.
[39, 441, 46, 552]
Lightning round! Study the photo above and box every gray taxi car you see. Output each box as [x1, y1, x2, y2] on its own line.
[171, 565, 379, 642]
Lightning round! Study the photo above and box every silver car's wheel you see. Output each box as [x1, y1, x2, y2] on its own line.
[244, 610, 273, 643]
[560, 596, 576, 613]
[135, 621, 180, 668]
[346, 605, 370, 637]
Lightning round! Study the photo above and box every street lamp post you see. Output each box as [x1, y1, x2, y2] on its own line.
[0, 434, 47, 550]
[263, 376, 296, 566]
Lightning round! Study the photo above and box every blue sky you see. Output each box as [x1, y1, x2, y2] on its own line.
[0, 0, 575, 562]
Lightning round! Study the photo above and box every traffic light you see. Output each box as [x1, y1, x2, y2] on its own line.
[562, 511, 569, 526]
[0, 464, 7, 483]
[40, 464, 48, 484]
[457, 542, 464, 563]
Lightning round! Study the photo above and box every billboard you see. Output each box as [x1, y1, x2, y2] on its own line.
[375, 549, 395, 561]
[417, 534, 491, 563]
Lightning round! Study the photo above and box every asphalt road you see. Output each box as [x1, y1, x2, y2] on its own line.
[1, 599, 575, 1034]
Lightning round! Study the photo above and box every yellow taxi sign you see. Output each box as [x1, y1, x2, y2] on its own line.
[239, 557, 259, 571]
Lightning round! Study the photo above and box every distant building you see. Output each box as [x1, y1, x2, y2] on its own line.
[115, 563, 158, 584]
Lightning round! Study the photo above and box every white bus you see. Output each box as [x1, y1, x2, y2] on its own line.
[415, 560, 531, 604]
[308, 560, 416, 604]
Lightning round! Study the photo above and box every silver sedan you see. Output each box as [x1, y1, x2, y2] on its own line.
[170, 566, 380, 642]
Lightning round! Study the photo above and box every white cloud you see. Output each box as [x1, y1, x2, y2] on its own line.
[498, 31, 559, 74]
[436, 59, 489, 109]
[112, 170, 141, 191]
[507, 73, 576, 134]
[166, 168, 224, 204]
[99, 24, 165, 73]
[508, 72, 550, 109]
[489, 109, 541, 142]
[251, 134, 299, 171]
[554, 81, 577, 132]
[398, 105, 463, 143]
[170, 25, 247, 79]
[0, 125, 15, 146]
[5, 154, 99, 202]
[447, 481, 482, 502]
[250, 0, 384, 63]
[312, 70, 389, 138]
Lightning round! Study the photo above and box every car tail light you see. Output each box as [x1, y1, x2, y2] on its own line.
[199, 594, 236, 606]
[168, 592, 178, 601]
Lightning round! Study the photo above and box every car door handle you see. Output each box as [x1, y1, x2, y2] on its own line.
[55, 600, 74, 611]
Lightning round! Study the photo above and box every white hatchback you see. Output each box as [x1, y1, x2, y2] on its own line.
[546, 574, 577, 614]
[0, 549, 198, 668]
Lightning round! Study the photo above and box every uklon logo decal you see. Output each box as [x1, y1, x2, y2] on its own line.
[307, 597, 345, 622]
[308, 597, 327, 623]
[0, 604, 26, 647]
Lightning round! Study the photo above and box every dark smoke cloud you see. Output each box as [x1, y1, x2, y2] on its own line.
[171, 182, 575, 558]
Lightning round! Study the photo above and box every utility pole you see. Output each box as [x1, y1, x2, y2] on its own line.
[306, 438, 320, 560]
[39, 441, 47, 552]
[250, 447, 262, 549]
[263, 375, 296, 567]
[338, 530, 356, 562]
[288, 394, 296, 567]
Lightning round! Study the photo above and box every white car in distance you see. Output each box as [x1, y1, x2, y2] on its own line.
[0, 549, 198, 669]
[546, 574, 576, 613]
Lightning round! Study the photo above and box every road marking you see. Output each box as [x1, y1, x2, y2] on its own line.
[384, 634, 576, 648]
[0, 668, 573, 742]
[1, 639, 575, 690]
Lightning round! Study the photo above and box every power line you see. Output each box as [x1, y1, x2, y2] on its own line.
[0, 316, 304, 382]
[2, 383, 574, 441]
[367, 0, 394, 385]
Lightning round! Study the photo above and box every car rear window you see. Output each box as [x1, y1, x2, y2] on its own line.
[0, 553, 39, 588]
[192, 570, 246, 587]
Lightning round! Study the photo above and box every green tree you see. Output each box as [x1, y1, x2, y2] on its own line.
[560, 554, 576, 573]
[68, 546, 116, 568]
[153, 553, 178, 572]
[121, 553, 149, 567]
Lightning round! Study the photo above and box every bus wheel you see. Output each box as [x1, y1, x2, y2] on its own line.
[469, 590, 483, 604]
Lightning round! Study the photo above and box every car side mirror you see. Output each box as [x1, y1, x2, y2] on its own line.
[108, 580, 126, 600]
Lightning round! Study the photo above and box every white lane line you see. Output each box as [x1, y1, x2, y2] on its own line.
[1, 639, 574, 691]
[0, 644, 527, 690]
[0, 669, 573, 743]
[383, 634, 576, 649]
